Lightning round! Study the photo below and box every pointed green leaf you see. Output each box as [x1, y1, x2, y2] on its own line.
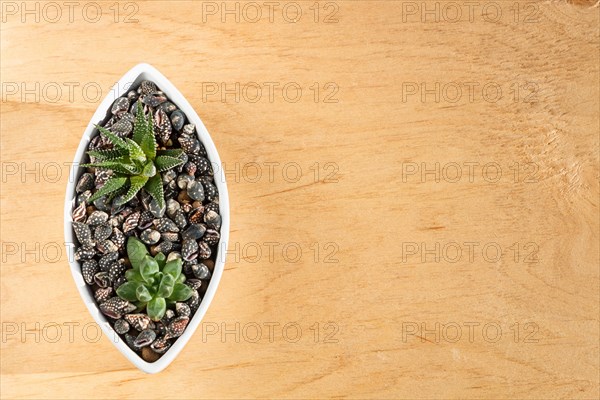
[156, 149, 184, 158]
[118, 175, 148, 205]
[136, 285, 153, 303]
[144, 174, 164, 209]
[142, 161, 156, 177]
[87, 175, 128, 202]
[116, 281, 142, 302]
[133, 101, 147, 144]
[147, 297, 166, 321]
[157, 274, 175, 298]
[155, 252, 166, 268]
[134, 101, 157, 159]
[131, 158, 145, 174]
[106, 181, 128, 202]
[150, 272, 165, 295]
[162, 259, 182, 280]
[140, 126, 156, 160]
[82, 159, 140, 175]
[140, 255, 159, 282]
[155, 155, 185, 172]
[127, 237, 149, 270]
[168, 283, 194, 301]
[125, 269, 144, 282]
[96, 125, 129, 151]
[87, 149, 125, 161]
[176, 274, 186, 284]
[125, 138, 146, 163]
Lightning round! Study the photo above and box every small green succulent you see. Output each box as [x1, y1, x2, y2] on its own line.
[83, 102, 185, 208]
[117, 237, 193, 320]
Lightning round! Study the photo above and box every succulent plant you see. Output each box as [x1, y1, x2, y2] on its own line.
[83, 102, 185, 208]
[116, 237, 193, 320]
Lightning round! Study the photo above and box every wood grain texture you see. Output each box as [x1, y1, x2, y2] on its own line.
[0, 0, 598, 398]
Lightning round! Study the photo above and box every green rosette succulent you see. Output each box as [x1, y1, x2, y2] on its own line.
[83, 101, 185, 208]
[117, 237, 193, 320]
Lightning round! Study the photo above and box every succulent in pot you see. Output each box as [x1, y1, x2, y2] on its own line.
[83, 102, 185, 209]
[115, 237, 193, 321]
[64, 64, 229, 373]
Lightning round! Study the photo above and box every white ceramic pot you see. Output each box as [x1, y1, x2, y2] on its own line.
[64, 63, 229, 373]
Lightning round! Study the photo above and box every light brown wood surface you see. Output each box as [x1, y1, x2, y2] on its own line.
[1, 0, 599, 398]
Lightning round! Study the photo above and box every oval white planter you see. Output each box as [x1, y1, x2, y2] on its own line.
[64, 63, 229, 374]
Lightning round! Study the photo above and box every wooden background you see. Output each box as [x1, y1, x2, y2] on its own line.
[1, 0, 598, 398]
